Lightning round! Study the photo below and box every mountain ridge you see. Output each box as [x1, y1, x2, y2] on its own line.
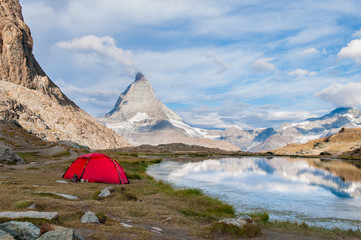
[99, 73, 239, 151]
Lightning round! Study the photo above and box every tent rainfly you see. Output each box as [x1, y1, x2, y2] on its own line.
[62, 153, 129, 184]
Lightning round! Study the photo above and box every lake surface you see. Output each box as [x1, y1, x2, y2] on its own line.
[146, 157, 361, 230]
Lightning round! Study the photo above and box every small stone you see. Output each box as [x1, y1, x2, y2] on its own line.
[81, 211, 99, 224]
[33, 191, 79, 200]
[0, 229, 15, 240]
[98, 186, 113, 198]
[55, 180, 68, 184]
[28, 204, 36, 210]
[120, 223, 133, 228]
[162, 217, 172, 222]
[0, 211, 58, 220]
[150, 230, 162, 234]
[0, 221, 40, 240]
[151, 227, 162, 232]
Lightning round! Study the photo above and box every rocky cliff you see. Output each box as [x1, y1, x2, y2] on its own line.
[0, 0, 129, 149]
[273, 127, 361, 156]
[99, 73, 239, 151]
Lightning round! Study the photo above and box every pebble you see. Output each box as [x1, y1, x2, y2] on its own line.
[120, 223, 133, 228]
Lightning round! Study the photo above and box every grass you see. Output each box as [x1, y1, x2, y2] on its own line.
[248, 211, 270, 225]
[210, 221, 261, 238]
[1, 149, 361, 239]
[50, 149, 70, 159]
[16, 152, 40, 164]
[265, 220, 361, 239]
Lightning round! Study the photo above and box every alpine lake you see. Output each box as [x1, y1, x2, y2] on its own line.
[146, 156, 361, 230]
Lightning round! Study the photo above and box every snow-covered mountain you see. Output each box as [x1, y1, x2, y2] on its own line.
[98, 73, 239, 151]
[208, 107, 361, 152]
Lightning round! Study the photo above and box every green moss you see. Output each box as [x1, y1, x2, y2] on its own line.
[51, 150, 70, 159]
[96, 212, 107, 224]
[126, 173, 141, 180]
[12, 200, 35, 210]
[17, 152, 39, 163]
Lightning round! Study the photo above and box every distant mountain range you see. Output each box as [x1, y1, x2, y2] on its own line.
[207, 107, 361, 152]
[99, 71, 361, 152]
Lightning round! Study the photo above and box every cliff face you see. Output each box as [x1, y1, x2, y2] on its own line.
[0, 0, 130, 149]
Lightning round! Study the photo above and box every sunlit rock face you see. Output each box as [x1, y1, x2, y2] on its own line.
[0, 0, 129, 149]
[99, 73, 239, 151]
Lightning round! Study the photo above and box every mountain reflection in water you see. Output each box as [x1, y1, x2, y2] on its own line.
[147, 157, 361, 230]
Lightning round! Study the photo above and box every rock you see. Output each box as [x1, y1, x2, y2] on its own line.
[34, 191, 79, 200]
[0, 221, 40, 240]
[28, 204, 36, 210]
[0, 229, 15, 240]
[219, 215, 256, 228]
[81, 211, 99, 224]
[151, 227, 162, 232]
[55, 180, 68, 184]
[0, 0, 130, 150]
[162, 217, 172, 222]
[37, 229, 74, 240]
[98, 186, 113, 198]
[0, 211, 58, 220]
[120, 223, 133, 228]
[0, 142, 24, 165]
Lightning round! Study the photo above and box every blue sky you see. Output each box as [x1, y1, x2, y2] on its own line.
[20, 0, 361, 129]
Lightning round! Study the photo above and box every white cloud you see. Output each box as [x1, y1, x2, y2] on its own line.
[337, 39, 361, 64]
[316, 82, 361, 107]
[352, 29, 361, 38]
[57, 35, 137, 74]
[300, 48, 319, 55]
[252, 58, 275, 72]
[287, 69, 317, 77]
[206, 51, 229, 74]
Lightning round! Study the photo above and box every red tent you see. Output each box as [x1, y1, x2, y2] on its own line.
[62, 153, 129, 184]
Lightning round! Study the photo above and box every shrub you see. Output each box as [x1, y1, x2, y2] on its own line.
[96, 212, 107, 224]
[210, 222, 261, 238]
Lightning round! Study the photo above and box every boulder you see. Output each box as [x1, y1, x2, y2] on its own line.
[0, 142, 24, 165]
[37, 229, 74, 240]
[0, 229, 15, 240]
[98, 186, 113, 198]
[218, 215, 256, 228]
[0, 221, 40, 240]
[0, 211, 58, 220]
[80, 211, 99, 224]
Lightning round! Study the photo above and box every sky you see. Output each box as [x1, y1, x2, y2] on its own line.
[20, 0, 361, 130]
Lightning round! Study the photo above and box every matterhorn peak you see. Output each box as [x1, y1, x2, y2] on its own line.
[135, 72, 146, 82]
